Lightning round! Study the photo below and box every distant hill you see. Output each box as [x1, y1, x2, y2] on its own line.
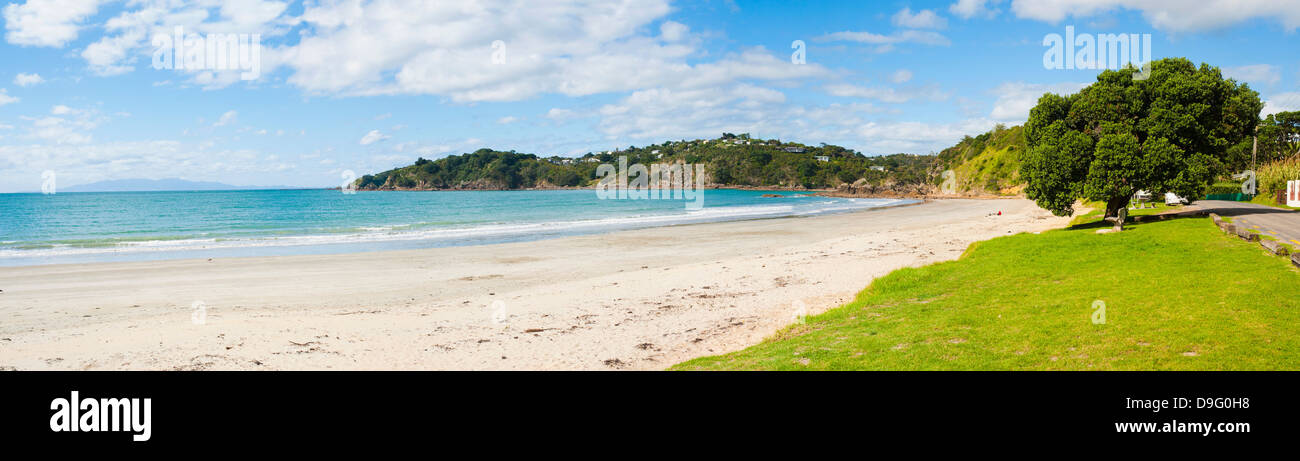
[355, 134, 941, 194]
[936, 124, 1027, 196]
[61, 178, 306, 193]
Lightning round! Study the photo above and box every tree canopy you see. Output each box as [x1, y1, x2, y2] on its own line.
[1256, 111, 1300, 165]
[1020, 58, 1263, 224]
[355, 136, 939, 191]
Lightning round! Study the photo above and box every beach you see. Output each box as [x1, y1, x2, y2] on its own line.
[0, 198, 1070, 370]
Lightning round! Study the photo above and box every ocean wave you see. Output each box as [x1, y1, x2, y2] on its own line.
[0, 197, 912, 259]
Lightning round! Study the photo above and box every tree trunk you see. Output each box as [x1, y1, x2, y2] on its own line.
[1105, 196, 1128, 231]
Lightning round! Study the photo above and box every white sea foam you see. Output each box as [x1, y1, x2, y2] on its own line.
[0, 197, 911, 260]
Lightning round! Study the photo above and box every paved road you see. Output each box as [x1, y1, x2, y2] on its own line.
[1190, 200, 1300, 245]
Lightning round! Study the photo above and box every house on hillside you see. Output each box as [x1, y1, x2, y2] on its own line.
[783, 147, 806, 153]
[814, 155, 829, 162]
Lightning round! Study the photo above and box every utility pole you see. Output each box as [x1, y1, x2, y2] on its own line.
[1252, 125, 1258, 172]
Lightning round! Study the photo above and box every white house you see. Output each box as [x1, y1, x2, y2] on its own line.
[814, 155, 830, 162]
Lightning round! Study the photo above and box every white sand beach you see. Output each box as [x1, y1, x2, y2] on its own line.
[0, 199, 1071, 370]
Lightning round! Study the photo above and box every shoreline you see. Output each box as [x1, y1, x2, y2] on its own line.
[0, 194, 916, 268]
[0, 199, 1071, 370]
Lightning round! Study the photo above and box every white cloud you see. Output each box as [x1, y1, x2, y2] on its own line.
[1010, 0, 1300, 33]
[892, 8, 948, 29]
[2, 0, 106, 47]
[546, 108, 578, 120]
[497, 116, 519, 124]
[1263, 92, 1300, 117]
[660, 20, 689, 41]
[854, 118, 1001, 153]
[214, 110, 238, 127]
[7, 0, 830, 105]
[950, 0, 1002, 19]
[19, 106, 106, 144]
[0, 89, 18, 106]
[359, 129, 390, 145]
[814, 30, 951, 48]
[891, 69, 914, 84]
[70, 0, 292, 82]
[1224, 64, 1281, 86]
[597, 84, 789, 141]
[824, 83, 948, 104]
[13, 72, 44, 86]
[0, 140, 295, 192]
[989, 81, 1088, 122]
[271, 1, 825, 102]
[278, 0, 680, 101]
[81, 27, 144, 76]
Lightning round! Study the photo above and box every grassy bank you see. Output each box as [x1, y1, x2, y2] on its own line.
[673, 214, 1300, 370]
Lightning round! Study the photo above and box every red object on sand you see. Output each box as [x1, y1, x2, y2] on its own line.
[997, 211, 1001, 216]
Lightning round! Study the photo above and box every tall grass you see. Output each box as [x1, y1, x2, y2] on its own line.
[1257, 156, 1300, 198]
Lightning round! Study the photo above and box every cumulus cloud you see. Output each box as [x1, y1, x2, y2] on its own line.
[272, 1, 827, 102]
[359, 129, 390, 145]
[892, 8, 948, 29]
[1009, 0, 1300, 33]
[659, 20, 689, 41]
[596, 84, 789, 141]
[0, 140, 295, 192]
[213, 110, 238, 127]
[1263, 92, 1300, 117]
[3, 0, 107, 47]
[1224, 64, 1281, 86]
[278, 0, 678, 100]
[854, 118, 1001, 154]
[989, 81, 1088, 121]
[891, 69, 914, 84]
[950, 0, 1003, 19]
[546, 108, 578, 120]
[18, 105, 107, 144]
[814, 29, 951, 50]
[72, 0, 292, 83]
[13, 72, 44, 86]
[0, 89, 18, 106]
[824, 83, 949, 104]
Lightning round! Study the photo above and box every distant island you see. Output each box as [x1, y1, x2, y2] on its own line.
[61, 178, 310, 193]
[355, 134, 943, 196]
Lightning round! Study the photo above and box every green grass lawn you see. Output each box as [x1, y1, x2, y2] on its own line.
[673, 215, 1300, 370]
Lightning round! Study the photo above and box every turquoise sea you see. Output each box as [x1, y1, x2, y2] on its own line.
[0, 189, 915, 266]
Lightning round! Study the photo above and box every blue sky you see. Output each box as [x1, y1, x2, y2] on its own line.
[1, 0, 1298, 192]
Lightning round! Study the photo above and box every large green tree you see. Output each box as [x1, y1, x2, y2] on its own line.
[1020, 58, 1263, 230]
[1257, 111, 1300, 164]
